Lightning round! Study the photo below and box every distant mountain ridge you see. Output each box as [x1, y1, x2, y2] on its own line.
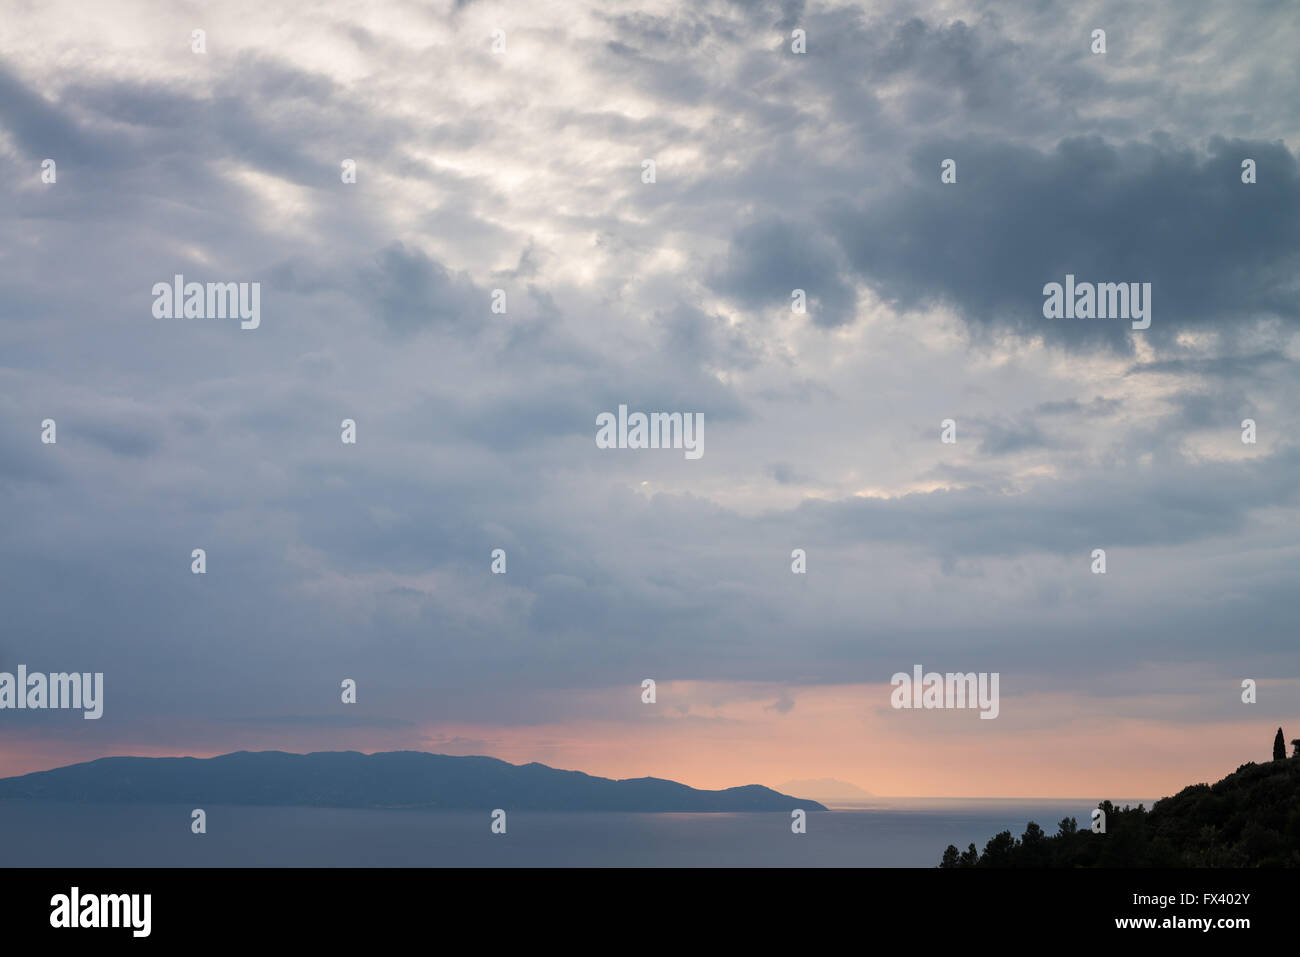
[777, 778, 875, 801]
[0, 750, 828, 812]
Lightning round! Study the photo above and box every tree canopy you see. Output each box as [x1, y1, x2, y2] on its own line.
[939, 756, 1300, 867]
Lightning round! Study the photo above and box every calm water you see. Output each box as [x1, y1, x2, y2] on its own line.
[0, 799, 1146, 866]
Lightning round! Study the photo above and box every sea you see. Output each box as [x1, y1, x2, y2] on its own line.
[0, 797, 1155, 866]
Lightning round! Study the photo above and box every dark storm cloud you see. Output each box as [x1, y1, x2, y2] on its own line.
[1034, 397, 1121, 418]
[829, 136, 1300, 347]
[1126, 350, 1291, 378]
[654, 304, 763, 370]
[360, 243, 484, 334]
[598, 39, 714, 104]
[708, 218, 855, 327]
[0, 64, 132, 170]
[766, 462, 804, 485]
[1159, 388, 1258, 431]
[784, 444, 1300, 557]
[976, 421, 1053, 457]
[76, 417, 165, 459]
[0, 426, 62, 484]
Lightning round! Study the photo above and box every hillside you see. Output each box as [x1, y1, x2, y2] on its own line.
[940, 756, 1300, 867]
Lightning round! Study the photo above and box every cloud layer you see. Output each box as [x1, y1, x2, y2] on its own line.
[1, 0, 1297, 793]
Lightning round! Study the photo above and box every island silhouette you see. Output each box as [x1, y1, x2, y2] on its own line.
[0, 749, 827, 812]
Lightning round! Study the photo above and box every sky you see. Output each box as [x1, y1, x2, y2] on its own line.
[0, 0, 1298, 798]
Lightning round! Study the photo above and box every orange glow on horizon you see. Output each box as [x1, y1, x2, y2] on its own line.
[3, 681, 1293, 801]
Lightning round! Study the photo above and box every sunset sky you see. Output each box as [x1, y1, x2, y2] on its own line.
[1, 0, 1298, 799]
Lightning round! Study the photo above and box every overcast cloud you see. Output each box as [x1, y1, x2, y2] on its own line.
[0, 0, 1297, 789]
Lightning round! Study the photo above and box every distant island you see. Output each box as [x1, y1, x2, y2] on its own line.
[777, 778, 875, 802]
[0, 749, 827, 812]
[940, 729, 1300, 867]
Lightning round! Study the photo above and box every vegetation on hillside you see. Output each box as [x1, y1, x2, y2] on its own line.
[941, 732, 1300, 867]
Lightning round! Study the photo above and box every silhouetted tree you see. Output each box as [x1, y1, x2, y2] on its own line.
[978, 830, 1018, 867]
[1057, 817, 1077, 835]
[940, 844, 960, 868]
[1016, 821, 1049, 867]
[941, 757, 1300, 866]
[1291, 739, 1299, 758]
[1275, 727, 1286, 761]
